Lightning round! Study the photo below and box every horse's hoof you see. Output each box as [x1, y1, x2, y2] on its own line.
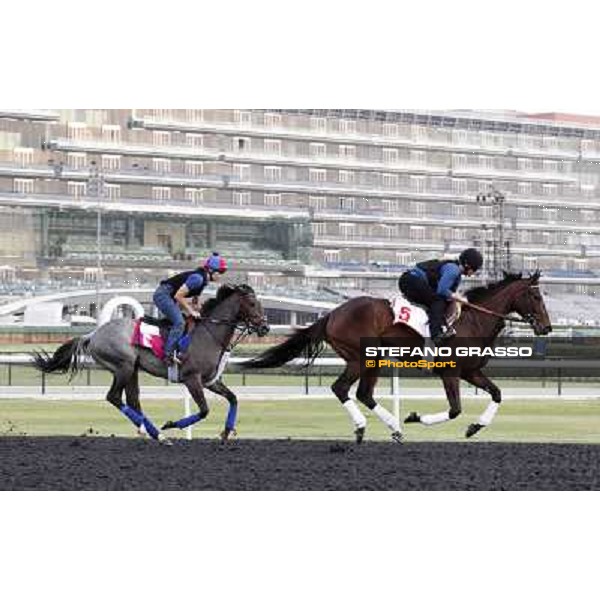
[219, 428, 237, 444]
[404, 412, 421, 425]
[466, 423, 485, 439]
[158, 434, 173, 446]
[161, 421, 176, 431]
[391, 431, 404, 444]
[355, 427, 366, 445]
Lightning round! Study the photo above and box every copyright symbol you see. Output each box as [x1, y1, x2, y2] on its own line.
[366, 361, 376, 368]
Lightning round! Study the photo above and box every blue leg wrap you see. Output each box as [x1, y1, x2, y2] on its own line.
[120, 405, 144, 427]
[173, 413, 205, 430]
[120, 406, 160, 440]
[226, 404, 238, 431]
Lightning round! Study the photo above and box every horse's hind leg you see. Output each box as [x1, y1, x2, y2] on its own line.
[331, 363, 366, 444]
[206, 379, 238, 442]
[356, 371, 403, 443]
[125, 367, 141, 413]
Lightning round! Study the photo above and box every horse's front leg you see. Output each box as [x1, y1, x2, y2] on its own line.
[461, 370, 502, 439]
[206, 379, 238, 443]
[162, 374, 209, 432]
[405, 374, 462, 427]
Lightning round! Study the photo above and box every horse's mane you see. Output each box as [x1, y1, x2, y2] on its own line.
[200, 283, 256, 316]
[466, 271, 540, 303]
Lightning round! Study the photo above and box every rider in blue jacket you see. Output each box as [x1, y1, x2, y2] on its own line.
[398, 248, 484, 344]
[153, 252, 229, 366]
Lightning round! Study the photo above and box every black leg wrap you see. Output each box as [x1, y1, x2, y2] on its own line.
[449, 408, 462, 420]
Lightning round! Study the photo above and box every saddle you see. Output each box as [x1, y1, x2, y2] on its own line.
[131, 315, 195, 361]
[390, 295, 461, 339]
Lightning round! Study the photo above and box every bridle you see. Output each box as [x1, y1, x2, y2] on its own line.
[464, 285, 541, 326]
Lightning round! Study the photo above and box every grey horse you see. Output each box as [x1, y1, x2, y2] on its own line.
[33, 284, 269, 443]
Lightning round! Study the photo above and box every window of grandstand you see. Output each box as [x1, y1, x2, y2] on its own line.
[264, 139, 282, 155]
[410, 226, 425, 241]
[339, 170, 354, 184]
[186, 109, 203, 123]
[264, 166, 282, 182]
[324, 249, 340, 263]
[518, 182, 533, 196]
[452, 154, 467, 169]
[479, 205, 494, 219]
[233, 137, 250, 152]
[153, 158, 171, 173]
[310, 168, 327, 183]
[152, 187, 171, 202]
[309, 196, 327, 211]
[67, 152, 87, 169]
[234, 192, 251, 206]
[379, 224, 397, 239]
[310, 143, 326, 158]
[339, 119, 356, 135]
[518, 158, 533, 171]
[396, 252, 412, 265]
[382, 148, 399, 163]
[543, 184, 559, 197]
[383, 123, 399, 138]
[234, 110, 252, 126]
[339, 145, 356, 160]
[105, 184, 121, 200]
[410, 150, 426, 165]
[543, 208, 558, 222]
[453, 204, 467, 217]
[574, 258, 589, 271]
[154, 109, 172, 120]
[452, 178, 467, 195]
[411, 125, 426, 141]
[185, 188, 204, 203]
[264, 113, 282, 129]
[185, 161, 204, 177]
[339, 197, 354, 211]
[339, 223, 356, 239]
[233, 164, 251, 180]
[382, 200, 397, 214]
[311, 117, 327, 132]
[13, 147, 33, 166]
[410, 175, 426, 193]
[67, 122, 88, 140]
[265, 193, 282, 207]
[102, 155, 121, 171]
[101, 124, 120, 143]
[153, 131, 171, 146]
[67, 182, 86, 198]
[524, 256, 539, 271]
[312, 223, 326, 237]
[13, 178, 33, 194]
[479, 155, 494, 171]
[452, 129, 468, 145]
[411, 202, 426, 217]
[185, 133, 204, 148]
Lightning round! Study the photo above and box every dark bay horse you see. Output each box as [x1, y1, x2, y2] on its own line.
[33, 284, 269, 443]
[243, 272, 552, 443]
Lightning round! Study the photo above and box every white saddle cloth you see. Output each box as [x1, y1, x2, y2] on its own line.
[390, 294, 431, 338]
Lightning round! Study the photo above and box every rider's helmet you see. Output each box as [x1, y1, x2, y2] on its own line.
[459, 248, 484, 273]
[204, 251, 228, 274]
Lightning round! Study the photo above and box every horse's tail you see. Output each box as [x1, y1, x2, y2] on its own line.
[243, 314, 330, 369]
[31, 336, 92, 381]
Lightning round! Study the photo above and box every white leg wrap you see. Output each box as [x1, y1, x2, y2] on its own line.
[421, 411, 451, 426]
[343, 400, 367, 430]
[478, 401, 500, 427]
[373, 404, 400, 432]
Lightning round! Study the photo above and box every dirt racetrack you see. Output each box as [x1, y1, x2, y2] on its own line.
[1, 436, 599, 490]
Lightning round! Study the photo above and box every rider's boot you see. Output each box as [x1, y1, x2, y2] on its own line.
[166, 351, 180, 383]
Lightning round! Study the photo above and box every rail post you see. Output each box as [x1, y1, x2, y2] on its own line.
[8, 363, 12, 387]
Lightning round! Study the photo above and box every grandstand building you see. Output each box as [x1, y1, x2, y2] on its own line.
[1, 108, 600, 308]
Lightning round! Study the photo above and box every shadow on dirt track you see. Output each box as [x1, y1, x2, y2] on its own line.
[1, 437, 599, 490]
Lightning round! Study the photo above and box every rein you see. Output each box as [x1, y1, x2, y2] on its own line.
[463, 301, 529, 324]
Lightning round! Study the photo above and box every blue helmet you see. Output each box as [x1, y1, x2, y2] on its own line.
[204, 252, 228, 274]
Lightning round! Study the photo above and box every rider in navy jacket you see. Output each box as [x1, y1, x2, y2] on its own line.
[153, 252, 229, 365]
[399, 248, 484, 344]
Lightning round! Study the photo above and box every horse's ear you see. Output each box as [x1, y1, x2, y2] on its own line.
[502, 270, 509, 280]
[530, 270, 541, 284]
